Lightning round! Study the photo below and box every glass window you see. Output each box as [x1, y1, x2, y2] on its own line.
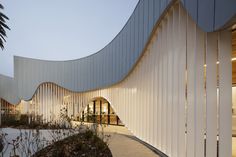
[110, 106, 115, 115]
[80, 99, 123, 126]
[88, 102, 94, 114]
[95, 100, 101, 123]
[101, 102, 108, 123]
[95, 100, 100, 115]
[102, 102, 108, 115]
[110, 115, 117, 125]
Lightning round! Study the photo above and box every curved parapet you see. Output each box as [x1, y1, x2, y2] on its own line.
[0, 74, 18, 104]
[13, 0, 171, 102]
[1, 1, 234, 156]
[181, 0, 236, 32]
[0, 0, 236, 105]
[20, 2, 234, 155]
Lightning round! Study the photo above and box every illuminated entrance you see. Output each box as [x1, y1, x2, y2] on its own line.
[80, 98, 123, 126]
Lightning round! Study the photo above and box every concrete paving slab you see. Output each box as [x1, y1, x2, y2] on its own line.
[108, 133, 159, 157]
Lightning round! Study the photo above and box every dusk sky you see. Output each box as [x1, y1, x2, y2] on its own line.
[0, 0, 138, 77]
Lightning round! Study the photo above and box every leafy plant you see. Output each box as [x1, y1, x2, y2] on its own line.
[0, 3, 10, 49]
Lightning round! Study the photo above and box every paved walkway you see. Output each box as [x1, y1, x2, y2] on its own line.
[73, 122, 160, 157]
[108, 133, 159, 157]
[100, 125, 159, 157]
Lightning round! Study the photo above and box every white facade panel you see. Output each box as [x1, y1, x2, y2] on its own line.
[0, 1, 235, 157]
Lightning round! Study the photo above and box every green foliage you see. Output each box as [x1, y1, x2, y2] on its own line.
[0, 3, 10, 50]
[1, 114, 32, 127]
[1, 114, 19, 126]
[84, 130, 93, 140]
[18, 114, 28, 125]
[33, 130, 112, 157]
[0, 104, 112, 157]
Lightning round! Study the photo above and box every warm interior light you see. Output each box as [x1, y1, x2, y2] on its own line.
[205, 59, 235, 66]
[232, 24, 236, 30]
[103, 106, 107, 113]
[63, 95, 71, 100]
[232, 58, 236, 61]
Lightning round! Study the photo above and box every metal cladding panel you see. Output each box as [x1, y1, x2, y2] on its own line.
[74, 59, 79, 86]
[126, 19, 131, 74]
[148, 0, 155, 34]
[84, 57, 89, 89]
[0, 75, 18, 104]
[111, 42, 115, 83]
[93, 54, 97, 88]
[116, 34, 121, 83]
[114, 36, 119, 83]
[122, 26, 128, 79]
[120, 31, 125, 79]
[182, 0, 198, 24]
[74, 61, 79, 89]
[85, 57, 90, 90]
[198, 0, 214, 31]
[70, 61, 76, 90]
[128, 14, 133, 71]
[119, 33, 124, 80]
[134, 4, 140, 64]
[160, 0, 167, 13]
[0, 0, 236, 105]
[104, 46, 109, 85]
[79, 58, 85, 91]
[73, 60, 77, 89]
[125, 27, 129, 78]
[101, 48, 105, 87]
[215, 0, 236, 30]
[138, 0, 144, 56]
[182, 0, 236, 32]
[103, 46, 107, 85]
[154, 0, 160, 28]
[2, 3, 233, 157]
[131, 13, 135, 65]
[143, 0, 149, 45]
[107, 44, 115, 83]
[91, 53, 96, 87]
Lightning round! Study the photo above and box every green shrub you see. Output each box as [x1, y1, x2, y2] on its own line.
[18, 114, 29, 125]
[84, 130, 93, 139]
[1, 114, 18, 126]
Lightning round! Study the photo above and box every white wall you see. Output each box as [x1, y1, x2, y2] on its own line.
[16, 2, 233, 157]
[232, 87, 236, 134]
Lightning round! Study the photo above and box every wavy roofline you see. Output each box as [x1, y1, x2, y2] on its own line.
[1, 0, 236, 105]
[12, 1, 141, 63]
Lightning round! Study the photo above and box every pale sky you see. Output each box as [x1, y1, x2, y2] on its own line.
[0, 0, 139, 77]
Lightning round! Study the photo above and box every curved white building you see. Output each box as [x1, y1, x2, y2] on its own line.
[0, 0, 236, 156]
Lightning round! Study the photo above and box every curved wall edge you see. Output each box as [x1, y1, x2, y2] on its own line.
[0, 0, 235, 105]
